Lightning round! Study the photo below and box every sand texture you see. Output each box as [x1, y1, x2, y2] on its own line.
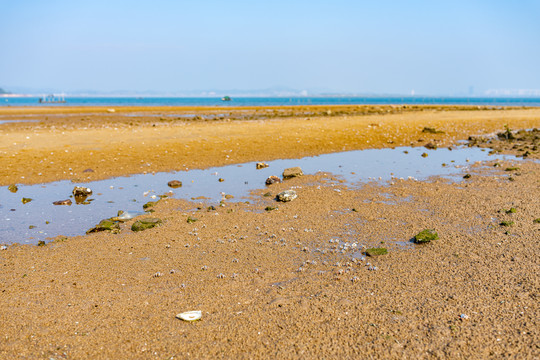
[0, 106, 539, 359]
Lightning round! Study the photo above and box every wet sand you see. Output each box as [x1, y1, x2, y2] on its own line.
[1, 105, 539, 185]
[0, 106, 539, 359]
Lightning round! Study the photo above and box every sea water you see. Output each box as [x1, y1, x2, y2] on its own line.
[0, 146, 518, 245]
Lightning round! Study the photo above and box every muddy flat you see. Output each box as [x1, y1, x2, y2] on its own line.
[0, 106, 538, 359]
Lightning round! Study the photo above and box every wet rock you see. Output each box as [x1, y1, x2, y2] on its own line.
[365, 247, 388, 256]
[414, 229, 439, 243]
[8, 184, 18, 193]
[463, 174, 472, 179]
[265, 176, 281, 185]
[143, 201, 157, 210]
[218, 178, 225, 182]
[424, 142, 437, 150]
[224, 194, 234, 199]
[87, 219, 121, 234]
[131, 218, 162, 232]
[276, 190, 297, 202]
[256, 162, 269, 169]
[72, 186, 92, 197]
[283, 167, 303, 179]
[421, 152, 428, 158]
[422, 127, 445, 134]
[53, 199, 72, 206]
[21, 197, 33, 204]
[37, 241, 46, 247]
[167, 180, 182, 188]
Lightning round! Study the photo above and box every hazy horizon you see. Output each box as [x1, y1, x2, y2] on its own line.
[1, 1, 539, 96]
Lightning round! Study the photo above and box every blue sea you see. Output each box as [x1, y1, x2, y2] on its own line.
[2, 96, 540, 107]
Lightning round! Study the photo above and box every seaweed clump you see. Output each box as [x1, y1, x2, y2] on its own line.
[414, 229, 439, 244]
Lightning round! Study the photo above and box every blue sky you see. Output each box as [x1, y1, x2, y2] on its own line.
[1, 0, 539, 95]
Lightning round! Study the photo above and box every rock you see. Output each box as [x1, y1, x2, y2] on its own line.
[276, 190, 297, 202]
[414, 229, 439, 243]
[265, 176, 281, 185]
[224, 194, 234, 199]
[8, 184, 18, 193]
[424, 142, 437, 150]
[72, 186, 92, 197]
[21, 197, 33, 204]
[256, 162, 269, 169]
[422, 127, 445, 134]
[131, 218, 162, 232]
[218, 178, 225, 182]
[82, 168, 94, 173]
[143, 201, 157, 210]
[463, 174, 471, 179]
[283, 167, 303, 179]
[187, 216, 198, 224]
[265, 206, 277, 211]
[534, 218, 540, 224]
[37, 241, 46, 247]
[53, 199, 72, 206]
[87, 219, 121, 234]
[421, 152, 428, 158]
[499, 220, 514, 227]
[167, 180, 182, 188]
[365, 247, 388, 256]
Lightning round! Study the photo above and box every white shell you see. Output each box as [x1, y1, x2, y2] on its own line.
[176, 310, 202, 322]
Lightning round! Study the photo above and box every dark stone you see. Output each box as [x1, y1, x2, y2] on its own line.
[87, 219, 121, 234]
[22, 197, 33, 204]
[265, 176, 281, 185]
[283, 167, 303, 179]
[8, 184, 18, 193]
[72, 186, 92, 197]
[53, 199, 72, 206]
[187, 217, 198, 224]
[256, 162, 269, 169]
[131, 218, 162, 232]
[143, 201, 157, 210]
[167, 180, 183, 188]
[424, 142, 437, 150]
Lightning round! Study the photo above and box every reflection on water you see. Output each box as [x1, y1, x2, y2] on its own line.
[0, 146, 515, 245]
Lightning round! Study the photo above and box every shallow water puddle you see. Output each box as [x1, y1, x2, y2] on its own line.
[0, 146, 515, 245]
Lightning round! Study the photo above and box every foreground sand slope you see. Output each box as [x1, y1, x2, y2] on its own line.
[0, 159, 538, 359]
[1, 106, 539, 185]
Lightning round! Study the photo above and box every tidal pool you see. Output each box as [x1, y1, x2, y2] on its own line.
[0, 146, 515, 245]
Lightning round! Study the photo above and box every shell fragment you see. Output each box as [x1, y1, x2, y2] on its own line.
[176, 310, 202, 322]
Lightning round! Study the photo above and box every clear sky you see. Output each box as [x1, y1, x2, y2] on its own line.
[1, 0, 539, 95]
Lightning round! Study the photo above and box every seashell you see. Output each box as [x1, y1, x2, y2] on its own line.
[176, 310, 202, 322]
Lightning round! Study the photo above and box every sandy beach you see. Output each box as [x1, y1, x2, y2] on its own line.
[0, 106, 539, 359]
